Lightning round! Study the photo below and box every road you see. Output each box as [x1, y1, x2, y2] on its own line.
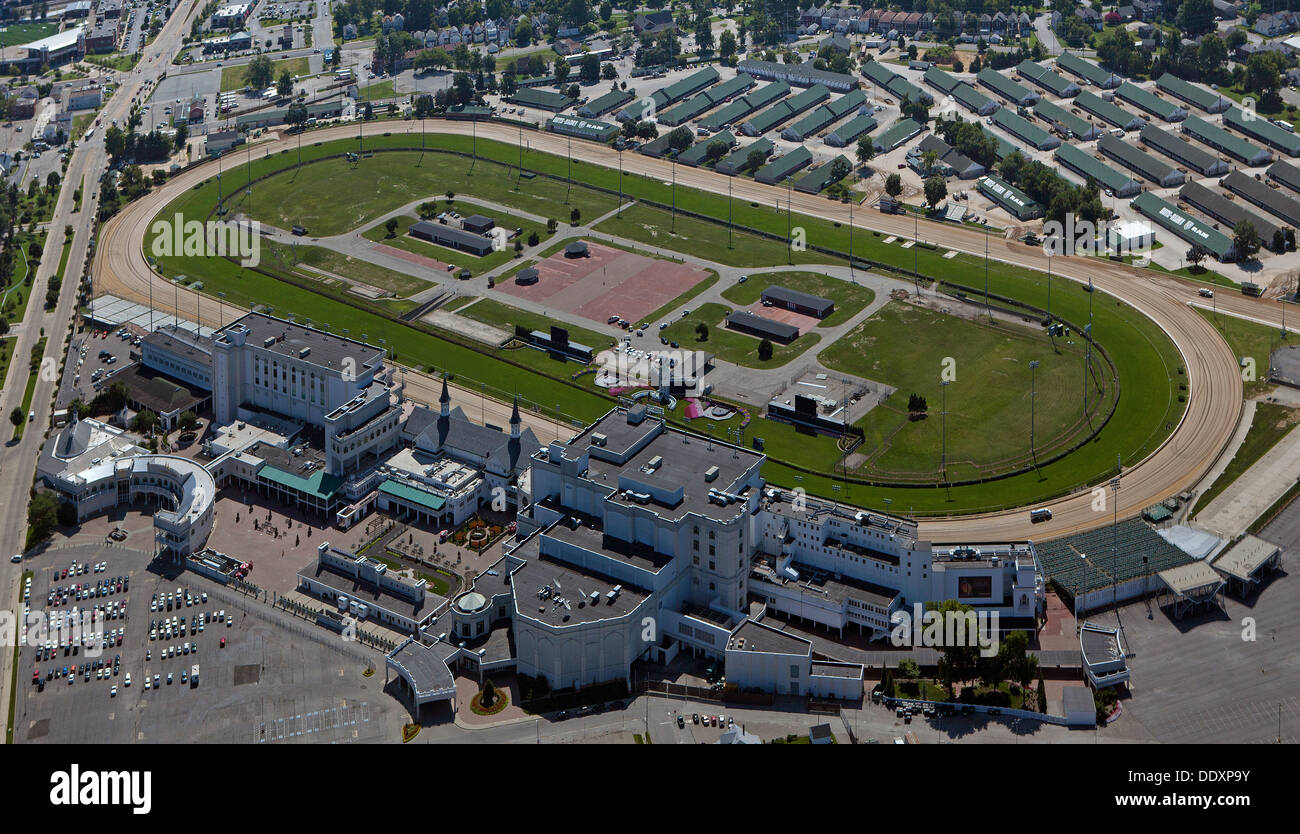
[92, 117, 1275, 547]
[0, 0, 210, 746]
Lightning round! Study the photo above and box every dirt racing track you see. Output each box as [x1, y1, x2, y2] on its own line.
[94, 119, 1274, 543]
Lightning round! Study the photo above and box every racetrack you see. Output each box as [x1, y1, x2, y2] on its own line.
[94, 118, 1283, 542]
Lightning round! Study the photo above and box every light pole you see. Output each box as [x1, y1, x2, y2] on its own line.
[1029, 360, 1039, 468]
[984, 221, 991, 320]
[940, 379, 951, 489]
[849, 196, 854, 281]
[671, 156, 677, 233]
[617, 147, 623, 216]
[727, 176, 734, 249]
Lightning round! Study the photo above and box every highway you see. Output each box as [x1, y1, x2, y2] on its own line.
[0, 0, 215, 745]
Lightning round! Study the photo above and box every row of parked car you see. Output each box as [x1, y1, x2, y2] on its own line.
[47, 574, 129, 606]
[152, 588, 207, 612]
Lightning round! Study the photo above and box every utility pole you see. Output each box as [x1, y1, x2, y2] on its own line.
[787, 179, 793, 264]
[849, 197, 854, 281]
[617, 148, 623, 216]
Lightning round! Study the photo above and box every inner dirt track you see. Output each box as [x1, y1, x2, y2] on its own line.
[96, 118, 1282, 543]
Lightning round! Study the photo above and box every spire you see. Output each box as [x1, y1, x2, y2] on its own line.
[510, 396, 521, 440]
[439, 373, 450, 418]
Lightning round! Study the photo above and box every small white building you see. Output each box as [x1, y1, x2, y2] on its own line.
[1107, 220, 1155, 254]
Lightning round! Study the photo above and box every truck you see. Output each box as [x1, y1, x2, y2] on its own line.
[191, 664, 199, 687]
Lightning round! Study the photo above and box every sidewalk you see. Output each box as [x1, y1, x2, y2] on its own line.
[1194, 419, 1300, 536]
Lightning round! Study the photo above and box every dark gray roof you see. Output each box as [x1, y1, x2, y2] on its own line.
[761, 284, 834, 314]
[731, 620, 811, 656]
[409, 220, 495, 255]
[414, 406, 540, 473]
[508, 540, 651, 627]
[1179, 181, 1283, 248]
[219, 312, 384, 372]
[1223, 170, 1300, 227]
[725, 310, 800, 340]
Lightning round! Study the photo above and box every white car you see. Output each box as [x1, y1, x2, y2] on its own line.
[1198, 288, 1214, 298]
[124, 673, 131, 686]
[9, 554, 20, 563]
[110, 685, 117, 697]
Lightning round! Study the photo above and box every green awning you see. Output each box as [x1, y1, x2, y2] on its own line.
[379, 480, 446, 512]
[257, 464, 342, 500]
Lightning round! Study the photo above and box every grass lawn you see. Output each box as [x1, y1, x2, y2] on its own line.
[0, 21, 57, 46]
[0, 337, 14, 390]
[661, 302, 821, 368]
[148, 131, 1188, 513]
[11, 338, 44, 442]
[1195, 308, 1291, 397]
[720, 271, 876, 328]
[357, 79, 396, 101]
[819, 302, 1112, 483]
[71, 112, 95, 140]
[595, 202, 844, 268]
[84, 52, 141, 72]
[220, 56, 309, 92]
[458, 297, 615, 351]
[231, 151, 616, 237]
[261, 240, 430, 299]
[2, 231, 45, 329]
[1192, 402, 1300, 516]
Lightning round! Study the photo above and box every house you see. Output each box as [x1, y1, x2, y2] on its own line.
[1212, 0, 1237, 20]
[809, 724, 834, 744]
[1076, 7, 1103, 30]
[633, 11, 674, 35]
[820, 34, 850, 55]
[1254, 12, 1298, 38]
[205, 129, 244, 156]
[9, 87, 40, 120]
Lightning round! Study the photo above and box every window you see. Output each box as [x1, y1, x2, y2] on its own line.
[708, 561, 714, 571]
[790, 665, 800, 678]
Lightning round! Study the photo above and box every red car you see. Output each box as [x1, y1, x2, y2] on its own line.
[220, 637, 226, 648]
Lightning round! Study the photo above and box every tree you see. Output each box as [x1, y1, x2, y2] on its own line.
[929, 600, 980, 697]
[580, 53, 600, 83]
[885, 173, 902, 198]
[286, 101, 309, 126]
[705, 139, 729, 164]
[570, 207, 581, 223]
[480, 678, 498, 708]
[1036, 670, 1048, 713]
[720, 30, 737, 59]
[668, 125, 693, 153]
[695, 321, 709, 341]
[897, 658, 921, 679]
[9, 406, 24, 428]
[743, 148, 767, 174]
[130, 409, 159, 435]
[178, 411, 199, 431]
[384, 217, 398, 237]
[856, 136, 875, 168]
[924, 175, 948, 210]
[1233, 219, 1260, 259]
[1176, 0, 1216, 36]
[554, 57, 571, 83]
[757, 338, 773, 361]
[27, 490, 62, 547]
[246, 54, 274, 90]
[276, 69, 293, 97]
[1185, 243, 1206, 271]
[601, 62, 617, 81]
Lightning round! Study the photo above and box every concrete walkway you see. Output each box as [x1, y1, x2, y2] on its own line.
[1194, 413, 1300, 536]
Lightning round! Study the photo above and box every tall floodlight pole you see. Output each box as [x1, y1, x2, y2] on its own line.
[787, 180, 793, 265]
[728, 176, 734, 249]
[1029, 360, 1040, 468]
[471, 116, 477, 169]
[940, 379, 951, 491]
[913, 209, 918, 290]
[671, 156, 677, 233]
[617, 148, 624, 216]
[1111, 467, 1121, 621]
[849, 197, 854, 282]
[984, 222, 991, 319]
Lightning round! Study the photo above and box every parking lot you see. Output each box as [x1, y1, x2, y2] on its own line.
[14, 541, 406, 744]
[57, 325, 142, 409]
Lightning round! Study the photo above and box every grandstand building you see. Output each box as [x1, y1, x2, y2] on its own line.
[383, 405, 1045, 715]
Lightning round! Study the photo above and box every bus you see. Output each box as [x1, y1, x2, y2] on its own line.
[84, 127, 95, 140]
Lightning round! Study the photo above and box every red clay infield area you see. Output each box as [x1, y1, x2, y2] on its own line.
[744, 301, 820, 332]
[495, 241, 711, 325]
